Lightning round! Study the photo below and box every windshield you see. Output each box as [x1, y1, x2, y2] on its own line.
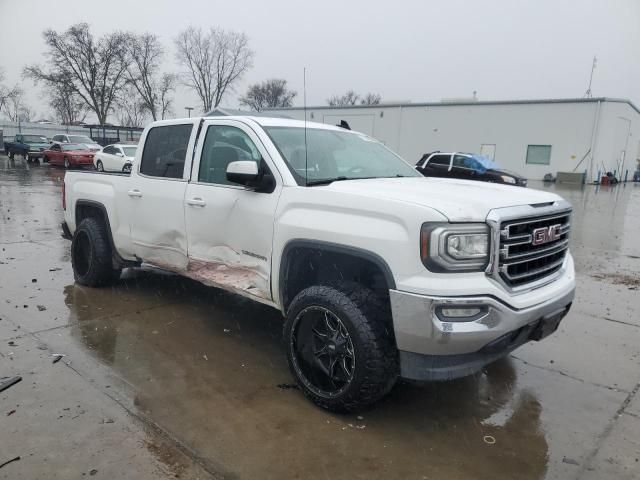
[264, 127, 420, 185]
[121, 146, 137, 157]
[23, 135, 48, 144]
[62, 143, 86, 151]
[468, 154, 500, 170]
[69, 135, 95, 144]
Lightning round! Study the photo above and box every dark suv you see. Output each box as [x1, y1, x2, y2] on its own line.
[416, 152, 527, 187]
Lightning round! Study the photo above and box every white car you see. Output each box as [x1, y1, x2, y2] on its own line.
[62, 116, 575, 411]
[93, 144, 137, 173]
[51, 134, 102, 152]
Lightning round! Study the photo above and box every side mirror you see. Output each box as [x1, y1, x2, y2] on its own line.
[226, 161, 259, 185]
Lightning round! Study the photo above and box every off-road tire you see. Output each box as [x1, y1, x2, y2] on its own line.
[284, 283, 398, 412]
[71, 217, 121, 287]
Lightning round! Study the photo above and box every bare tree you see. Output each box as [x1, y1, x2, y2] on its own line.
[3, 86, 34, 122]
[327, 90, 382, 106]
[47, 81, 89, 124]
[360, 92, 382, 105]
[0, 68, 22, 117]
[175, 26, 254, 112]
[239, 79, 297, 111]
[158, 73, 176, 119]
[125, 33, 176, 121]
[327, 90, 360, 106]
[24, 23, 130, 124]
[115, 85, 147, 128]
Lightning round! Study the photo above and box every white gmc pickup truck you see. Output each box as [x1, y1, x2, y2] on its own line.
[62, 116, 575, 411]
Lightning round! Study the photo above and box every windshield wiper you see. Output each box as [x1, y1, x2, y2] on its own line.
[305, 176, 349, 186]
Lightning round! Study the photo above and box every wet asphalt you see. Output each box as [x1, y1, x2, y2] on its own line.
[0, 156, 639, 479]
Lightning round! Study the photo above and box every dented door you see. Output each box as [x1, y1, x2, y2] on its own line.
[184, 120, 282, 302]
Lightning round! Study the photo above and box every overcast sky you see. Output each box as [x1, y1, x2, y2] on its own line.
[0, 0, 638, 122]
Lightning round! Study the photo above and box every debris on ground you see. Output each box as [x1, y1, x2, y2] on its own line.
[31, 278, 37, 283]
[89, 468, 98, 475]
[0, 376, 22, 393]
[0, 456, 20, 470]
[102, 418, 115, 424]
[562, 457, 580, 466]
[6, 410, 16, 416]
[483, 435, 496, 445]
[203, 354, 208, 361]
[52, 354, 65, 364]
[36, 344, 47, 350]
[276, 383, 299, 390]
[48, 267, 62, 272]
[7, 341, 16, 346]
[591, 273, 640, 288]
[37, 305, 46, 311]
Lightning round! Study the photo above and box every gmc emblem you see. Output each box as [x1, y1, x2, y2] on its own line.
[532, 224, 561, 246]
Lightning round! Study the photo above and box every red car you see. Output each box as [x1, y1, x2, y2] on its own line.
[43, 143, 95, 169]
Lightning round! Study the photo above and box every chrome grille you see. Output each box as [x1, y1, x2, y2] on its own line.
[497, 211, 571, 287]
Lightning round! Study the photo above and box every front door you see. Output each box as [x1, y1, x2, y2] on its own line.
[184, 119, 283, 303]
[128, 121, 198, 269]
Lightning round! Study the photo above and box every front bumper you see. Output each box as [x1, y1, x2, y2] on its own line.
[71, 157, 94, 165]
[27, 151, 44, 159]
[390, 280, 575, 381]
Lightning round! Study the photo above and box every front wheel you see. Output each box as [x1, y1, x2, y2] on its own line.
[284, 283, 398, 412]
[96, 160, 104, 172]
[71, 217, 121, 287]
[64, 157, 70, 169]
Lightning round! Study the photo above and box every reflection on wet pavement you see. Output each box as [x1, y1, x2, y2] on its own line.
[1, 156, 639, 479]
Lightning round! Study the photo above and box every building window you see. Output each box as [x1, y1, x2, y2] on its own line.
[526, 145, 552, 165]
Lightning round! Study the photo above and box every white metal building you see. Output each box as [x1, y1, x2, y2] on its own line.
[265, 98, 640, 182]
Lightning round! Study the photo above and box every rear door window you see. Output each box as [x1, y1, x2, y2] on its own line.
[140, 124, 193, 179]
[429, 155, 451, 167]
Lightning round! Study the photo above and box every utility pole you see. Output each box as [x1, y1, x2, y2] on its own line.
[584, 56, 597, 98]
[185, 107, 194, 118]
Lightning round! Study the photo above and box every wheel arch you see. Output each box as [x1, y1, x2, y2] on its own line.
[75, 200, 138, 268]
[278, 239, 396, 314]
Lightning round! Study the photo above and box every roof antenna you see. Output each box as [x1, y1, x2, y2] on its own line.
[303, 67, 308, 186]
[584, 56, 597, 98]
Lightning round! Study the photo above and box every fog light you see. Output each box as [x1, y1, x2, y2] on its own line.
[437, 306, 487, 321]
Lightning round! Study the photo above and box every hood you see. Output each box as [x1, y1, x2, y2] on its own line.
[323, 177, 563, 221]
[491, 168, 526, 179]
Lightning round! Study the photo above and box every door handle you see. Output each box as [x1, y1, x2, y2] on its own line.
[127, 189, 143, 197]
[187, 197, 206, 207]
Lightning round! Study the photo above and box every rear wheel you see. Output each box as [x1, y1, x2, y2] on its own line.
[71, 217, 121, 287]
[284, 283, 398, 412]
[96, 160, 104, 172]
[64, 157, 70, 169]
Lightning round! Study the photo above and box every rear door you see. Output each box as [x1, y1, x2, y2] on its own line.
[128, 120, 198, 269]
[423, 154, 453, 177]
[184, 119, 283, 302]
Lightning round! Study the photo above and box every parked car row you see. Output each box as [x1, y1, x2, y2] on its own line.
[3, 133, 137, 172]
[4, 132, 526, 186]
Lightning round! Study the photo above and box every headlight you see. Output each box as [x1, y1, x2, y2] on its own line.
[501, 175, 516, 184]
[420, 223, 489, 272]
[447, 233, 488, 259]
